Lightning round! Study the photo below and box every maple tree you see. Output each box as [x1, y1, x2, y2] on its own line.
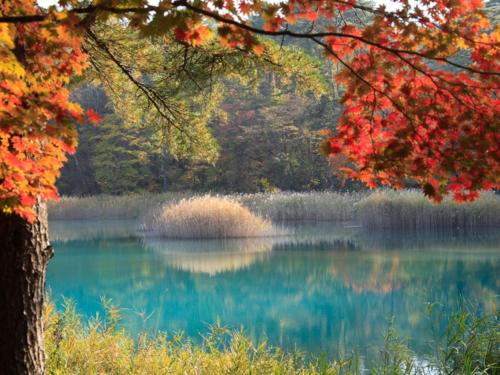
[0, 1, 93, 222]
[1, 0, 499, 222]
[316, 1, 500, 202]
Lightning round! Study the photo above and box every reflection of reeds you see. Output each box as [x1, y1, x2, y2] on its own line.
[144, 238, 274, 275]
[354, 228, 500, 252]
[48, 219, 138, 242]
[356, 190, 500, 230]
[143, 196, 277, 239]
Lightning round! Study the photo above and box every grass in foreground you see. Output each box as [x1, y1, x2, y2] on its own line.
[45, 302, 499, 375]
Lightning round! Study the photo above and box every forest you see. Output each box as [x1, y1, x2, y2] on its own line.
[58, 25, 344, 195]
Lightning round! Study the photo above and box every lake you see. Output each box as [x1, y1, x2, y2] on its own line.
[47, 220, 500, 360]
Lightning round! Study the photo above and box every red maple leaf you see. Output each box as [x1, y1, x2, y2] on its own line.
[86, 109, 102, 125]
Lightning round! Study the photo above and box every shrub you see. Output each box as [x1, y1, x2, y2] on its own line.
[143, 196, 277, 239]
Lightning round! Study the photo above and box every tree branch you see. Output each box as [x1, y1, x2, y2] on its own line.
[1, 1, 498, 76]
[85, 28, 192, 139]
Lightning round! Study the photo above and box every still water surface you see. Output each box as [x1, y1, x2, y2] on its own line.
[47, 220, 499, 358]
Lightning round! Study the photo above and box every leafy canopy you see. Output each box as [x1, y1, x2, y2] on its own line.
[0, 1, 91, 220]
[76, 22, 327, 194]
[0, 0, 499, 220]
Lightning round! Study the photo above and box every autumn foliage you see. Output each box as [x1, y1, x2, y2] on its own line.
[0, 1, 94, 221]
[1, 0, 499, 221]
[315, 1, 500, 202]
[171, 0, 500, 202]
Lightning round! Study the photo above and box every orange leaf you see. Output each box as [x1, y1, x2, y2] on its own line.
[86, 109, 101, 125]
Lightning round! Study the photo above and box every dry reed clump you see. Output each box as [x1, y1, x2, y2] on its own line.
[144, 196, 276, 239]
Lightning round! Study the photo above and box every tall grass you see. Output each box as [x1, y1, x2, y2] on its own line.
[45, 302, 499, 374]
[143, 196, 277, 239]
[48, 219, 138, 242]
[48, 192, 190, 220]
[49, 190, 500, 230]
[44, 302, 352, 375]
[236, 191, 363, 222]
[49, 191, 363, 222]
[357, 190, 500, 230]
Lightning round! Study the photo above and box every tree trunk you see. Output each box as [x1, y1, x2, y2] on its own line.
[0, 201, 52, 375]
[162, 148, 169, 192]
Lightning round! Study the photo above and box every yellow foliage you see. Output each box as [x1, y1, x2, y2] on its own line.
[0, 24, 25, 77]
[0, 23, 14, 49]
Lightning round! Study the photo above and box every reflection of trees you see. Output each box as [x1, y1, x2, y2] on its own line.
[330, 254, 404, 294]
[328, 249, 498, 313]
[49, 219, 138, 242]
[354, 228, 500, 252]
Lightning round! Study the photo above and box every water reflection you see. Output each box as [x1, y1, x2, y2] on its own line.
[144, 238, 275, 275]
[354, 228, 500, 252]
[47, 220, 500, 358]
[49, 219, 138, 242]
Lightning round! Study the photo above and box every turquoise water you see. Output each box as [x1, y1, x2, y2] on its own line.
[47, 221, 500, 358]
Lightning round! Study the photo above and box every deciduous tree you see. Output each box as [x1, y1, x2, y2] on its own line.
[0, 1, 498, 373]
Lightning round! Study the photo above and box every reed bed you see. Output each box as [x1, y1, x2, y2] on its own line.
[48, 219, 138, 242]
[357, 190, 500, 230]
[143, 196, 276, 239]
[48, 192, 190, 220]
[236, 191, 363, 222]
[49, 191, 363, 222]
[49, 190, 500, 230]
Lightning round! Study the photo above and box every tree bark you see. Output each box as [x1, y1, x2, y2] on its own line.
[0, 202, 52, 375]
[162, 148, 169, 192]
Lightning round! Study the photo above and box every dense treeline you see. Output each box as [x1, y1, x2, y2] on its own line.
[57, 20, 358, 195]
[58, 62, 345, 195]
